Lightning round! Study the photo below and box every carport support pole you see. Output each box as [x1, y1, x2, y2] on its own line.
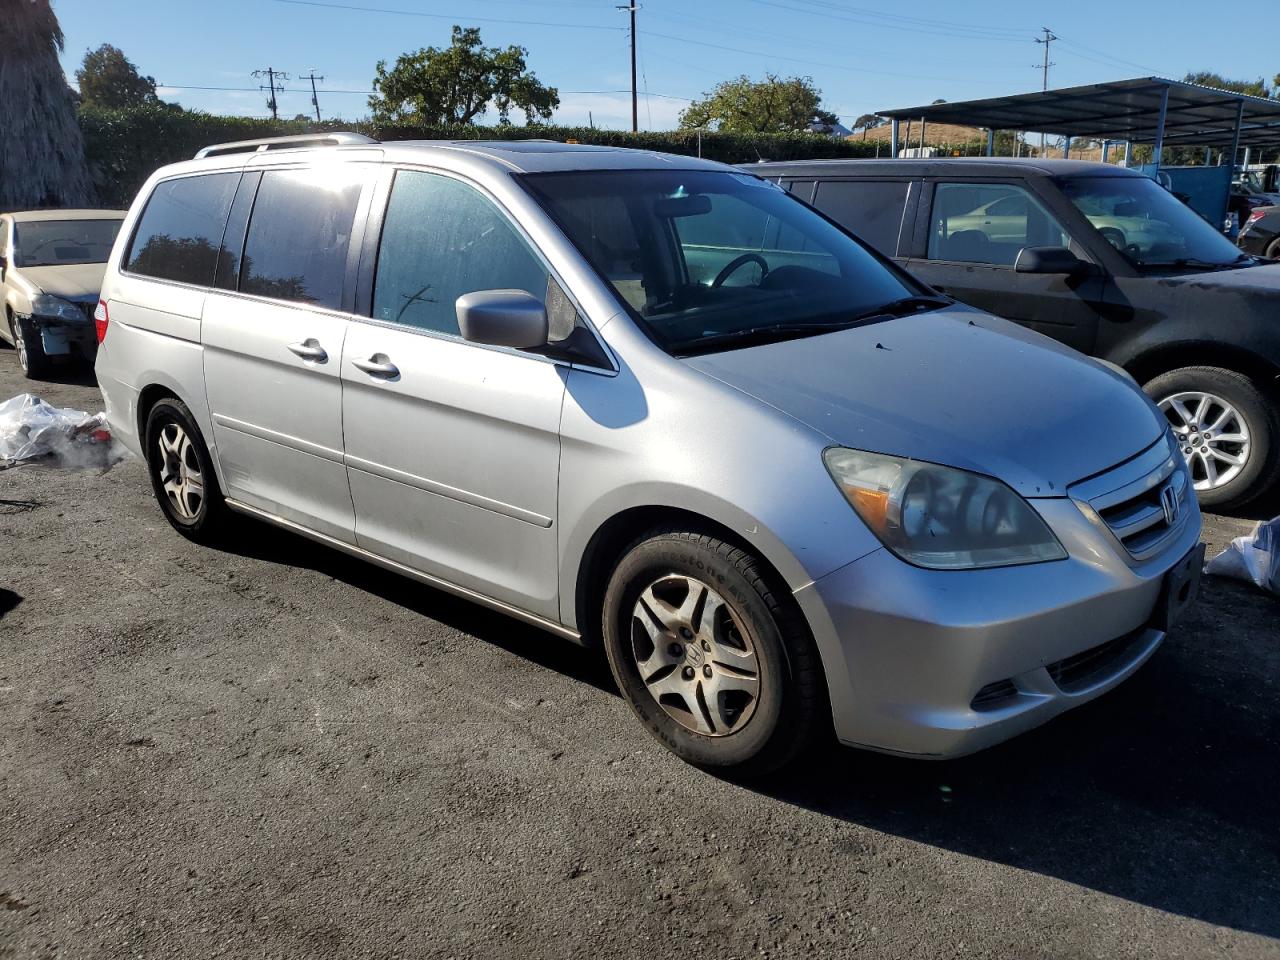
[1227, 99, 1245, 172]
[1123, 141, 1132, 167]
[891, 118, 899, 158]
[1062, 137, 1071, 159]
[1101, 141, 1110, 163]
[1151, 85, 1170, 179]
[986, 129, 995, 157]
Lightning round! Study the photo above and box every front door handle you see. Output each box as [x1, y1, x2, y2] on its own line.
[287, 338, 328, 363]
[351, 354, 399, 379]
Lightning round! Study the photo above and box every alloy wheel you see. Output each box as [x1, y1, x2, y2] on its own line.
[156, 422, 205, 520]
[1159, 390, 1251, 491]
[12, 319, 28, 372]
[629, 574, 761, 737]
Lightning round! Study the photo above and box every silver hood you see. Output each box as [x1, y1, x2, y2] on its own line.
[685, 307, 1167, 498]
[17, 263, 108, 301]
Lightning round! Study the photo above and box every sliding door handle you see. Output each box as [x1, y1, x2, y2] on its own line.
[287, 339, 328, 363]
[351, 354, 400, 379]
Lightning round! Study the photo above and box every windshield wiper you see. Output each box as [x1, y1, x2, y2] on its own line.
[844, 294, 951, 323]
[675, 321, 857, 355]
[1141, 255, 1252, 272]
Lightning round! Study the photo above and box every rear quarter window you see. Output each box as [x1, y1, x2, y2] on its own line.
[126, 173, 239, 285]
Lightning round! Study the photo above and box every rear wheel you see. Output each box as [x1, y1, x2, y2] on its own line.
[1146, 366, 1279, 510]
[601, 528, 825, 776]
[11, 313, 51, 379]
[144, 397, 229, 543]
[1266, 238, 1280, 261]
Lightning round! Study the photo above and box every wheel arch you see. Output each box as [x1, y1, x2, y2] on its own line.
[1120, 340, 1280, 394]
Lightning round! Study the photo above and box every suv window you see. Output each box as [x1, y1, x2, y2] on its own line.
[126, 173, 239, 285]
[927, 182, 1069, 267]
[373, 170, 548, 336]
[240, 167, 365, 310]
[813, 180, 910, 256]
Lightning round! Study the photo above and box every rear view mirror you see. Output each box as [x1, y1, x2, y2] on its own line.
[1015, 246, 1087, 276]
[653, 194, 712, 218]
[456, 289, 549, 350]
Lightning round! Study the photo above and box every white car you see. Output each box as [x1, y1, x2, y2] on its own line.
[0, 209, 126, 378]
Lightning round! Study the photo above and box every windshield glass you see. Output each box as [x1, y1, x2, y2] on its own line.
[14, 219, 123, 267]
[519, 169, 921, 354]
[1059, 176, 1244, 269]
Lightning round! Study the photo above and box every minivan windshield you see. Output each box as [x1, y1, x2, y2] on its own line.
[1058, 175, 1248, 271]
[519, 170, 929, 354]
[14, 218, 123, 267]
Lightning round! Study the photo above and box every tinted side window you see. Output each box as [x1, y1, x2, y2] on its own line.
[126, 173, 239, 285]
[926, 182, 1069, 267]
[813, 180, 909, 256]
[240, 167, 364, 310]
[373, 170, 548, 336]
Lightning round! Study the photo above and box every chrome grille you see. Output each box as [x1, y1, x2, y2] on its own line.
[1069, 435, 1192, 561]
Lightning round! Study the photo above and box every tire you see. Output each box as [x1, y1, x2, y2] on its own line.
[11, 312, 52, 380]
[1145, 365, 1280, 511]
[144, 397, 229, 543]
[601, 528, 826, 777]
[1266, 238, 1280, 261]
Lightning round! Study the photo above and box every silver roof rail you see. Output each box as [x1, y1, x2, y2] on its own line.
[194, 131, 377, 160]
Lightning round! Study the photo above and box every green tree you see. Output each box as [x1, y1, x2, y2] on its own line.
[854, 113, 879, 139]
[76, 43, 159, 108]
[0, 0, 93, 207]
[1183, 71, 1273, 98]
[369, 26, 558, 126]
[679, 74, 837, 133]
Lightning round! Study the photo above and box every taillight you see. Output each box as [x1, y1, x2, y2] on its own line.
[94, 299, 109, 343]
[1246, 209, 1266, 225]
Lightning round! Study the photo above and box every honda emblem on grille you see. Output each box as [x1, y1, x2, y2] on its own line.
[1160, 483, 1179, 526]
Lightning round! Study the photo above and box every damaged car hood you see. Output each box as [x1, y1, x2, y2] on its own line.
[684, 307, 1167, 498]
[17, 263, 108, 301]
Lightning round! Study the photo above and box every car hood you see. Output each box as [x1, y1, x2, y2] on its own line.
[684, 307, 1166, 498]
[16, 263, 108, 300]
[1160, 260, 1280, 291]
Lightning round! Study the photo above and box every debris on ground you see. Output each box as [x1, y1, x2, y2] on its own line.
[1205, 516, 1279, 596]
[0, 393, 126, 472]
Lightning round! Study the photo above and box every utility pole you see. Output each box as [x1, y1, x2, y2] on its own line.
[300, 70, 324, 122]
[1034, 28, 1056, 156]
[617, 3, 638, 132]
[252, 67, 288, 120]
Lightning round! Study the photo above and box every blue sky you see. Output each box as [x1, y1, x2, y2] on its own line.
[54, 0, 1277, 130]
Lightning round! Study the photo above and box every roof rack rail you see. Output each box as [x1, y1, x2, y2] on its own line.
[194, 131, 377, 160]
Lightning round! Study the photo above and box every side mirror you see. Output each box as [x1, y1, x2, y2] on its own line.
[1015, 246, 1087, 276]
[456, 289, 549, 350]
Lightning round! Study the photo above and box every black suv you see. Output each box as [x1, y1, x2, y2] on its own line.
[747, 157, 1280, 509]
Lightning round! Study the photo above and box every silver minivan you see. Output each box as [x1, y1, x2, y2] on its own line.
[96, 134, 1203, 774]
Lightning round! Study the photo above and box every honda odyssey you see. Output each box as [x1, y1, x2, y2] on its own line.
[96, 135, 1203, 774]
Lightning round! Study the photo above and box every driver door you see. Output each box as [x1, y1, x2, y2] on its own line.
[906, 180, 1108, 355]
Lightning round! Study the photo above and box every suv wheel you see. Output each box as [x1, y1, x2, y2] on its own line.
[1146, 366, 1279, 510]
[11, 313, 51, 380]
[601, 528, 825, 776]
[144, 397, 229, 543]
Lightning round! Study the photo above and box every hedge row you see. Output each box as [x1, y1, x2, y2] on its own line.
[78, 106, 882, 207]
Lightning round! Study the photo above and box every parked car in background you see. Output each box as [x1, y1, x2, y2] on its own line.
[1, 209, 126, 379]
[747, 158, 1280, 510]
[97, 135, 1201, 774]
[1238, 205, 1280, 259]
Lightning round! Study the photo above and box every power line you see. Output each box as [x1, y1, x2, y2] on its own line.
[741, 0, 1033, 42]
[271, 0, 623, 31]
[251, 67, 288, 120]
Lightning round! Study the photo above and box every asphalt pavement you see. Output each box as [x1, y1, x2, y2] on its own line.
[1, 352, 1278, 959]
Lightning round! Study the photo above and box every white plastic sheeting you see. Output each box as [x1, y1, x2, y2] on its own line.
[0, 393, 123, 470]
[1205, 517, 1279, 596]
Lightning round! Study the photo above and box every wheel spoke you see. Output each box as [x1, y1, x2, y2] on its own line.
[1167, 398, 1194, 426]
[1201, 453, 1219, 485]
[1208, 447, 1244, 466]
[1193, 394, 1212, 426]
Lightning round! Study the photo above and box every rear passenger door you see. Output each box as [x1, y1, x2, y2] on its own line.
[201, 163, 372, 543]
[907, 180, 1107, 354]
[340, 168, 568, 619]
[810, 179, 914, 258]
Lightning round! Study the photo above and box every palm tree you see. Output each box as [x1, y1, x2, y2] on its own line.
[0, 0, 95, 209]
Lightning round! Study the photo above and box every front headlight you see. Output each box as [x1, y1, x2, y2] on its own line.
[30, 294, 85, 323]
[823, 448, 1067, 570]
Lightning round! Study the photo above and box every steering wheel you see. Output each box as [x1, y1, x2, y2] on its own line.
[1098, 226, 1127, 251]
[712, 253, 769, 288]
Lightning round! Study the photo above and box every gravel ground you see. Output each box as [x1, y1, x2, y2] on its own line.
[1, 354, 1278, 960]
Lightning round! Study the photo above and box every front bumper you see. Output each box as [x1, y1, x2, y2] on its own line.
[24, 312, 96, 359]
[795, 492, 1202, 758]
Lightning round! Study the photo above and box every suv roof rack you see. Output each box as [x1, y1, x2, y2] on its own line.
[194, 131, 377, 160]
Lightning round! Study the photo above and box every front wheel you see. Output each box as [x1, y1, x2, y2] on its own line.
[144, 397, 230, 543]
[1146, 365, 1280, 510]
[11, 313, 52, 379]
[601, 528, 826, 776]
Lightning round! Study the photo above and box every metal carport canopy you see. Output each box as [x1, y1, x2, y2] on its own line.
[877, 77, 1280, 149]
